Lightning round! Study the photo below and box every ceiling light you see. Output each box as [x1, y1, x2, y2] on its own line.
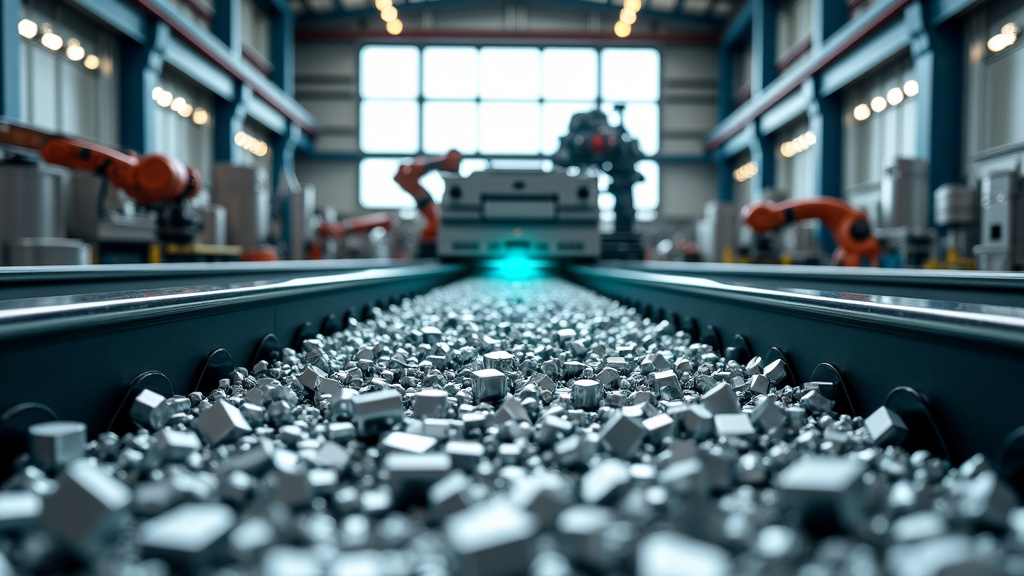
[40, 25, 63, 51]
[870, 96, 887, 113]
[380, 6, 398, 21]
[375, 0, 392, 9]
[614, 20, 631, 38]
[780, 142, 794, 158]
[151, 86, 165, 101]
[234, 132, 247, 146]
[18, 19, 38, 39]
[192, 107, 209, 126]
[157, 90, 173, 108]
[386, 18, 403, 35]
[66, 39, 85, 62]
[886, 86, 904, 106]
[624, 0, 642, 12]
[170, 97, 187, 113]
[987, 25, 1018, 53]
[179, 103, 194, 118]
[903, 79, 919, 98]
[83, 54, 100, 70]
[620, 9, 637, 25]
[853, 103, 871, 121]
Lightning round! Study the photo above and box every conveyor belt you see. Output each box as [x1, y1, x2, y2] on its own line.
[610, 261, 1024, 307]
[1, 261, 1022, 465]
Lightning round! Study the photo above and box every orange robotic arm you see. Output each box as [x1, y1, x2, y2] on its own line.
[394, 150, 462, 251]
[319, 212, 393, 239]
[741, 197, 881, 266]
[1, 119, 201, 205]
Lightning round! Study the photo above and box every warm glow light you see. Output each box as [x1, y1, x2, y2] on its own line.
[386, 18, 403, 35]
[903, 79, 919, 97]
[234, 132, 247, 146]
[733, 161, 759, 183]
[235, 131, 268, 156]
[780, 142, 795, 158]
[620, 9, 637, 25]
[40, 25, 63, 51]
[1002, 23, 1020, 38]
[870, 96, 887, 113]
[853, 103, 871, 121]
[192, 107, 209, 126]
[886, 86, 905, 106]
[157, 90, 173, 108]
[83, 54, 100, 70]
[987, 33, 1014, 52]
[179, 103, 194, 118]
[18, 19, 38, 39]
[375, 0, 392, 9]
[380, 6, 398, 21]
[170, 96, 187, 113]
[65, 39, 85, 61]
[624, 0, 642, 12]
[614, 20, 632, 38]
[151, 86, 165, 101]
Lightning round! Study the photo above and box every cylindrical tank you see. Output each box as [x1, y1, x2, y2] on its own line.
[197, 203, 228, 245]
[934, 183, 977, 227]
[8, 237, 91, 266]
[211, 164, 270, 249]
[0, 163, 68, 264]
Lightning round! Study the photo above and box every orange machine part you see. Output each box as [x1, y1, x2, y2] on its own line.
[240, 245, 281, 261]
[741, 196, 881, 266]
[319, 211, 393, 240]
[393, 150, 462, 245]
[40, 139, 198, 205]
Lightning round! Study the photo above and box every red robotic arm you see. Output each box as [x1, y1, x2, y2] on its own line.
[741, 197, 881, 266]
[394, 150, 462, 252]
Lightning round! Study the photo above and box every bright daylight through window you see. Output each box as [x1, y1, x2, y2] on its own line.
[358, 45, 661, 213]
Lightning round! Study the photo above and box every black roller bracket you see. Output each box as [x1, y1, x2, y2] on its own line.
[0, 402, 59, 479]
[191, 348, 234, 396]
[724, 334, 753, 364]
[322, 314, 343, 336]
[884, 386, 950, 461]
[764, 347, 798, 388]
[292, 321, 319, 351]
[808, 363, 856, 416]
[251, 333, 281, 368]
[998, 427, 1024, 496]
[700, 324, 722, 354]
[680, 317, 700, 342]
[107, 371, 175, 434]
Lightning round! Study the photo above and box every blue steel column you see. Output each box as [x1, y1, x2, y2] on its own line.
[751, 0, 777, 95]
[811, 0, 846, 49]
[750, 129, 774, 203]
[914, 3, 964, 218]
[715, 151, 734, 203]
[808, 78, 842, 252]
[0, 0, 22, 118]
[213, 0, 245, 164]
[271, 5, 294, 95]
[121, 21, 170, 153]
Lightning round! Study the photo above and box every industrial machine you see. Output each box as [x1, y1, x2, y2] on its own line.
[974, 171, 1024, 271]
[438, 169, 600, 260]
[554, 107, 646, 259]
[742, 196, 882, 266]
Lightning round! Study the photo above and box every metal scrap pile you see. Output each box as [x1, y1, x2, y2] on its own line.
[0, 277, 1020, 576]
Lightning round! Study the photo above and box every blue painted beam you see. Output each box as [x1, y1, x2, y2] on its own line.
[749, 130, 774, 202]
[721, 124, 757, 159]
[67, 0, 148, 43]
[751, 0, 777, 94]
[759, 81, 813, 135]
[247, 94, 288, 135]
[817, 19, 910, 96]
[273, 122, 303, 193]
[811, 0, 846, 49]
[707, 0, 915, 149]
[272, 6, 295, 95]
[931, 0, 985, 26]
[121, 21, 171, 153]
[297, 0, 727, 26]
[164, 37, 235, 99]
[213, 0, 242, 56]
[915, 4, 964, 218]
[715, 151, 734, 202]
[215, 84, 251, 164]
[721, 1, 753, 48]
[0, 0, 21, 118]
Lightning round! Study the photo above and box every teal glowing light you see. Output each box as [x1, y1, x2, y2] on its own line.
[480, 251, 552, 280]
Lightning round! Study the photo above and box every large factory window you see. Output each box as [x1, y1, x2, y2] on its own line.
[357, 45, 660, 211]
[19, 0, 119, 144]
